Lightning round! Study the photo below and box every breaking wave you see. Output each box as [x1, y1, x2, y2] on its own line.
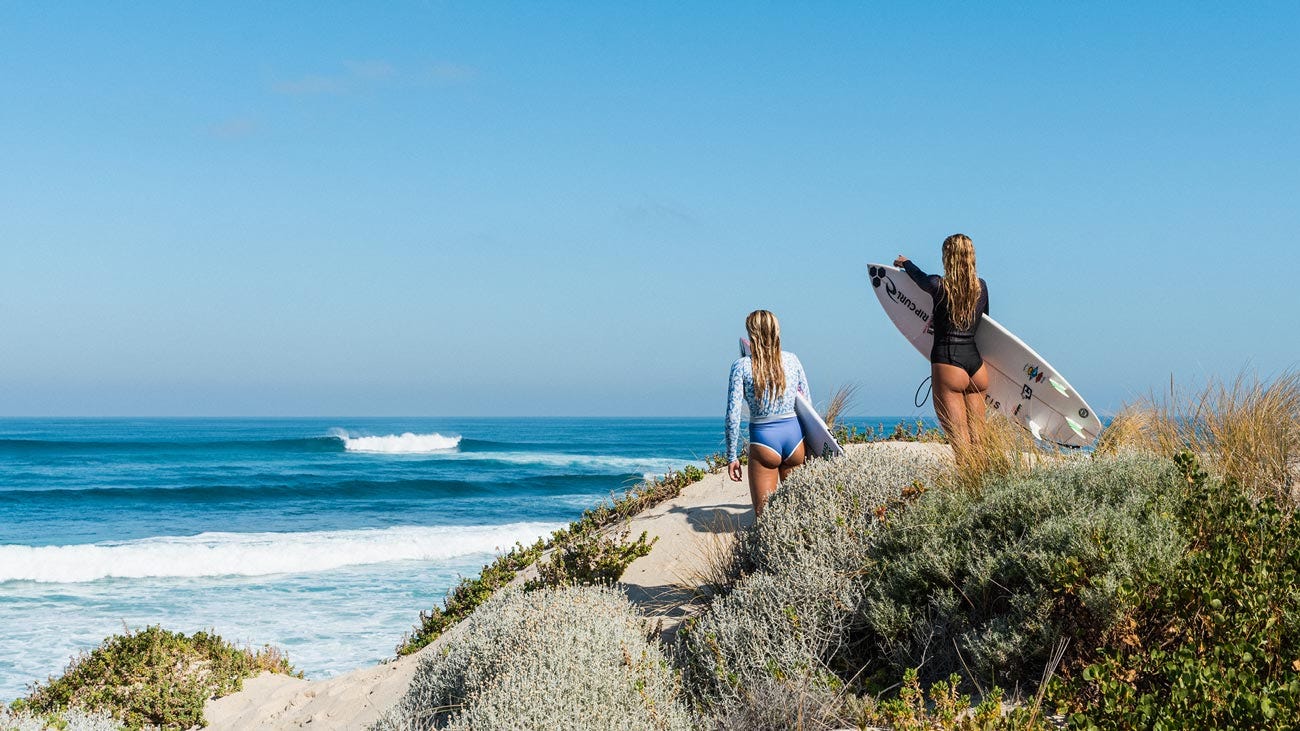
[0, 522, 560, 584]
[329, 429, 462, 454]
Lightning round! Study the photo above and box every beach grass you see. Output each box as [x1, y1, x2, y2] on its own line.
[1096, 370, 1300, 503]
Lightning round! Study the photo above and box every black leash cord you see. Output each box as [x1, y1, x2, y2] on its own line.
[914, 376, 932, 408]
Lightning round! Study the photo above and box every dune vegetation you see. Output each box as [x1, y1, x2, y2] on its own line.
[9, 626, 299, 731]
[378, 369, 1300, 730]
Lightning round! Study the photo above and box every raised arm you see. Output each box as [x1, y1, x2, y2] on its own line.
[899, 259, 941, 297]
[724, 359, 745, 463]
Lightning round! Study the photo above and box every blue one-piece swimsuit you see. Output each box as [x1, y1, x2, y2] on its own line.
[724, 351, 809, 462]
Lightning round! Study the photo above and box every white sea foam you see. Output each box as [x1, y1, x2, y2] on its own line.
[458, 451, 690, 476]
[330, 429, 462, 454]
[0, 522, 560, 584]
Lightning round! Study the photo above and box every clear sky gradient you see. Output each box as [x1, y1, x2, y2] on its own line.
[1, 3, 1296, 416]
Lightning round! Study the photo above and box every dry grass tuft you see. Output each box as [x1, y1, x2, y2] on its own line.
[1096, 370, 1300, 503]
[820, 383, 859, 431]
[940, 408, 1063, 493]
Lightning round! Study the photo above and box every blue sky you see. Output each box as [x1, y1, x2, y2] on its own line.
[1, 3, 1296, 416]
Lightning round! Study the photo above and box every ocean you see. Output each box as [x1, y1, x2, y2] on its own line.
[0, 416, 921, 700]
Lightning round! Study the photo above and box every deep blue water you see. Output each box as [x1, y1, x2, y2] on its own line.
[0, 416, 923, 700]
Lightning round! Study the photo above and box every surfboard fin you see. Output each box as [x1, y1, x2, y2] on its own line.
[1048, 378, 1070, 397]
[1027, 420, 1043, 441]
[1066, 418, 1085, 437]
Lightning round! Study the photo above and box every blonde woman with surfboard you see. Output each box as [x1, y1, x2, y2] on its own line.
[725, 310, 810, 517]
[894, 234, 990, 461]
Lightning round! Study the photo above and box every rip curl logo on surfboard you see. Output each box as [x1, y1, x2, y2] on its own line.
[868, 265, 930, 323]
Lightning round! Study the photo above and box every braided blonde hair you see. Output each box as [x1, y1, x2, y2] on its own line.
[745, 310, 785, 402]
[941, 234, 980, 331]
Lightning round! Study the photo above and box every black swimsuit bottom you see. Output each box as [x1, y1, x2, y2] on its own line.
[931, 342, 983, 377]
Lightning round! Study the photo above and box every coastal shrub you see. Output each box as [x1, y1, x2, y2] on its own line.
[836, 419, 947, 445]
[19, 625, 297, 731]
[524, 524, 655, 590]
[374, 585, 691, 731]
[680, 447, 1196, 726]
[1096, 370, 1300, 504]
[397, 460, 723, 656]
[846, 668, 1054, 731]
[862, 454, 1186, 686]
[0, 707, 122, 731]
[677, 445, 943, 725]
[1066, 454, 1300, 729]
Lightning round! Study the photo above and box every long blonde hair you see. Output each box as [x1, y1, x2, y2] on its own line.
[745, 310, 785, 402]
[940, 234, 980, 331]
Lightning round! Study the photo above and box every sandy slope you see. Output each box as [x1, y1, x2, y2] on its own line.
[203, 466, 754, 730]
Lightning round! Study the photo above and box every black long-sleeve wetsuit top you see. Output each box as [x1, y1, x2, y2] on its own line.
[900, 260, 989, 348]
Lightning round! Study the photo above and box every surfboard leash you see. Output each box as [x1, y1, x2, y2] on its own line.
[914, 376, 932, 408]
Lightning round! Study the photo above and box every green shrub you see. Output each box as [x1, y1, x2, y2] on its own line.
[374, 586, 692, 731]
[862, 454, 1186, 686]
[1066, 453, 1300, 729]
[525, 525, 656, 590]
[848, 668, 1052, 730]
[835, 420, 947, 445]
[18, 626, 297, 731]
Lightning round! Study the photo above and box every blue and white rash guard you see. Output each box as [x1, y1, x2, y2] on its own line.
[724, 351, 810, 462]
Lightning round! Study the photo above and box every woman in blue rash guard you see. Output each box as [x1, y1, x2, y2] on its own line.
[725, 309, 810, 517]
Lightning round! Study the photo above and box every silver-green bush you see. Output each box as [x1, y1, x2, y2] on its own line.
[678, 447, 1190, 726]
[374, 585, 691, 731]
[862, 453, 1187, 685]
[677, 445, 942, 727]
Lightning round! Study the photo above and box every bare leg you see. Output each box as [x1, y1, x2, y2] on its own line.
[747, 444, 783, 517]
[932, 363, 973, 462]
[963, 364, 991, 451]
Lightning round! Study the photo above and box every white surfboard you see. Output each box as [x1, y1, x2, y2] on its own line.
[739, 338, 843, 457]
[867, 264, 1102, 447]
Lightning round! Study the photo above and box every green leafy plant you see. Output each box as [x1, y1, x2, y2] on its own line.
[19, 626, 298, 731]
[1065, 453, 1300, 729]
[525, 525, 656, 590]
[852, 668, 1048, 730]
[834, 419, 947, 445]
